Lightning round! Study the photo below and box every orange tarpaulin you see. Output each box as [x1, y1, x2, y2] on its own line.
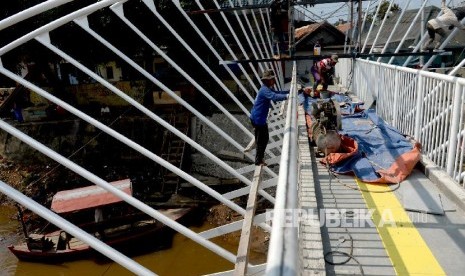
[51, 179, 132, 214]
[305, 111, 421, 184]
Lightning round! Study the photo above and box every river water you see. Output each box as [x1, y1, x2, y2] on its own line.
[0, 205, 266, 276]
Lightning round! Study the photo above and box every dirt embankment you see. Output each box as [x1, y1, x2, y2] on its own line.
[0, 158, 38, 204]
[206, 204, 270, 256]
[0, 156, 68, 207]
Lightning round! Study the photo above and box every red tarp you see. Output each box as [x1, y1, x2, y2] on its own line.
[51, 179, 132, 214]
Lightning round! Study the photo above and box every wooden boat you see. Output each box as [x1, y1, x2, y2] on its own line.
[8, 179, 192, 263]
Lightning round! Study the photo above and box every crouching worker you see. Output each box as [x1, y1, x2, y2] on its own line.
[250, 69, 289, 166]
[422, 0, 465, 51]
[311, 54, 338, 92]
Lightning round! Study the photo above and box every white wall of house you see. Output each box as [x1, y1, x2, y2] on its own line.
[285, 51, 316, 82]
[96, 61, 122, 82]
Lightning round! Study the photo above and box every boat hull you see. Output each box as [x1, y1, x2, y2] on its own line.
[8, 208, 192, 263]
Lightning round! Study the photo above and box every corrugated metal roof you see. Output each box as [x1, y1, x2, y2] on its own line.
[361, 6, 441, 47]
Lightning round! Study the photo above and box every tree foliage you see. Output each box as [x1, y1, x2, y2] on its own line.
[367, 0, 401, 23]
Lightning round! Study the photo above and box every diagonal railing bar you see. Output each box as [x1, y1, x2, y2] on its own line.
[0, 0, 73, 31]
[222, 178, 277, 200]
[377, 0, 412, 62]
[403, 0, 454, 67]
[230, 0, 286, 92]
[200, 213, 268, 239]
[256, 5, 285, 89]
[422, 16, 465, 70]
[361, 0, 382, 53]
[75, 6, 279, 172]
[235, 156, 281, 175]
[160, 0, 281, 153]
[141, 0, 250, 117]
[112, 10, 277, 165]
[194, 0, 259, 93]
[216, 0, 283, 91]
[0, 0, 121, 56]
[368, 0, 394, 55]
[0, 0, 312, 273]
[172, 0, 254, 104]
[226, 0, 266, 73]
[0, 61, 278, 233]
[252, 5, 283, 84]
[260, 10, 284, 88]
[250, 3, 273, 60]
[235, 0, 275, 71]
[0, 111, 237, 264]
[35, 31, 276, 205]
[1, 0, 276, 201]
[0, 179, 156, 276]
[343, 3, 351, 53]
[387, 0, 429, 64]
[106, 5, 253, 137]
[212, 0, 263, 85]
[215, 0, 282, 154]
[344, 3, 354, 53]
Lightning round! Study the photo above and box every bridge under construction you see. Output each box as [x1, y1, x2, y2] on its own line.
[1, 0, 465, 275]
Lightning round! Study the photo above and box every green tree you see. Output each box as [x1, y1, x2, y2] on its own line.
[367, 0, 401, 23]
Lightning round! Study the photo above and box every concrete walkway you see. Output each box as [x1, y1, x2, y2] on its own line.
[297, 102, 465, 275]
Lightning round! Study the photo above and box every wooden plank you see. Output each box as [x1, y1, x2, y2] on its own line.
[233, 165, 263, 276]
[199, 213, 268, 240]
[222, 178, 277, 200]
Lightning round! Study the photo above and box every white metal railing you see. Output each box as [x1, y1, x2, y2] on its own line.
[0, 1, 298, 275]
[341, 58, 465, 186]
[266, 62, 299, 275]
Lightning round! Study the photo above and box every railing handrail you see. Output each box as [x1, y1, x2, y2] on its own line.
[266, 62, 299, 275]
[343, 58, 465, 186]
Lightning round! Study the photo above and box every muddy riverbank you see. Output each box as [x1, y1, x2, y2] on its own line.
[0, 111, 271, 274]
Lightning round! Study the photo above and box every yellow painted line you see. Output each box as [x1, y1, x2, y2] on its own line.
[356, 179, 445, 276]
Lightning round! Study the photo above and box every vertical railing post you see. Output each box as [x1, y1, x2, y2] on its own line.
[446, 82, 462, 175]
[392, 69, 400, 127]
[414, 73, 424, 141]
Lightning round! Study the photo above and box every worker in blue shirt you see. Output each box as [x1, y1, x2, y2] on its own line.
[250, 69, 289, 166]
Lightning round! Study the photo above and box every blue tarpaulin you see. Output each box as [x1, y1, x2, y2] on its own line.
[301, 92, 420, 183]
[331, 110, 420, 183]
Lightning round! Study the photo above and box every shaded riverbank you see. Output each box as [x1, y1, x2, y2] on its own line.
[0, 204, 266, 275]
